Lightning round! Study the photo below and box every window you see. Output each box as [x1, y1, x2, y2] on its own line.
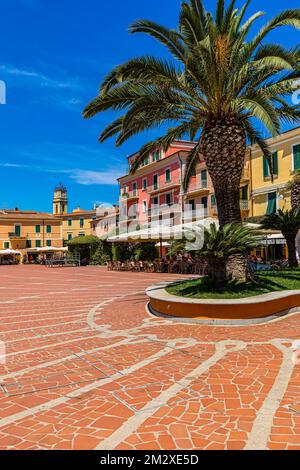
[26, 240, 31, 249]
[263, 152, 278, 178]
[79, 232, 85, 237]
[211, 195, 216, 206]
[189, 200, 195, 211]
[152, 150, 160, 162]
[201, 170, 207, 188]
[35, 240, 41, 248]
[4, 242, 9, 249]
[166, 193, 172, 206]
[240, 185, 249, 201]
[201, 196, 208, 209]
[142, 200, 147, 214]
[132, 182, 137, 196]
[153, 174, 158, 190]
[68, 219, 72, 227]
[293, 144, 300, 171]
[132, 204, 137, 217]
[68, 233, 72, 241]
[142, 156, 149, 166]
[266, 192, 277, 215]
[46, 225, 52, 233]
[15, 225, 21, 237]
[80, 218, 84, 228]
[142, 178, 147, 190]
[35, 225, 41, 234]
[165, 169, 171, 183]
[46, 240, 52, 247]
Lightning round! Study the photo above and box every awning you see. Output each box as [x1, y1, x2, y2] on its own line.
[36, 247, 68, 252]
[108, 218, 217, 243]
[0, 249, 21, 255]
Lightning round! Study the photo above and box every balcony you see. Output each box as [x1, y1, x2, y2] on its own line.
[148, 177, 181, 195]
[240, 200, 249, 211]
[8, 232, 26, 239]
[120, 191, 139, 202]
[186, 181, 209, 196]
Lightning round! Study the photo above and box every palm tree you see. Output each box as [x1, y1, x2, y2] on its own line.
[83, 0, 300, 227]
[170, 222, 260, 285]
[287, 171, 300, 210]
[261, 209, 300, 267]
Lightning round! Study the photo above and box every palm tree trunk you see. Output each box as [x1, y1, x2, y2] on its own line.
[285, 233, 298, 268]
[200, 117, 247, 281]
[291, 183, 300, 210]
[206, 257, 227, 287]
[201, 117, 246, 226]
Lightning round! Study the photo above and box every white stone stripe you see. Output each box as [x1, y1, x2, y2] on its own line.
[245, 341, 295, 450]
[0, 345, 173, 428]
[95, 340, 246, 450]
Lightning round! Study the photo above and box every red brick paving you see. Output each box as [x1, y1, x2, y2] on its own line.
[0, 265, 299, 450]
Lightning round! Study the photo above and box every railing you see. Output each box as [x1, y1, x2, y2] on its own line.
[148, 177, 181, 193]
[240, 200, 249, 211]
[187, 181, 209, 193]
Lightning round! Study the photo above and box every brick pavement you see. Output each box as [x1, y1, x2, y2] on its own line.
[0, 265, 299, 450]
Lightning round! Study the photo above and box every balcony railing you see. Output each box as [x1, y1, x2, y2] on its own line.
[240, 200, 249, 211]
[187, 181, 209, 193]
[148, 177, 181, 193]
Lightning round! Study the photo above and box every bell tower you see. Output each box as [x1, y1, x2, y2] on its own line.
[53, 183, 68, 215]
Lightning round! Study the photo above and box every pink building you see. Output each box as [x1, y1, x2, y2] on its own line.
[95, 140, 250, 239]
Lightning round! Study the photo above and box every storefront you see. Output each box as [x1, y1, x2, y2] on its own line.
[0, 249, 21, 265]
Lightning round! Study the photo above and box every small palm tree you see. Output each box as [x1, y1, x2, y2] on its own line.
[199, 222, 260, 285]
[287, 171, 300, 210]
[83, 0, 300, 227]
[261, 209, 300, 267]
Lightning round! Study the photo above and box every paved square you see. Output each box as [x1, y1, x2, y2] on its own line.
[0, 266, 300, 450]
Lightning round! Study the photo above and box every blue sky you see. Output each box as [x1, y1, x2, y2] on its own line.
[0, 0, 299, 212]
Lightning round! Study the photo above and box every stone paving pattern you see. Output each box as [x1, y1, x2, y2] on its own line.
[0, 266, 299, 450]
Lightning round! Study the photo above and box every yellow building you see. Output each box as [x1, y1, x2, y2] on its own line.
[249, 126, 300, 218]
[59, 207, 97, 241]
[51, 184, 96, 241]
[0, 209, 63, 256]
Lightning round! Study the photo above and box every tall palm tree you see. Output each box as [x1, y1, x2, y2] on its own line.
[287, 171, 300, 210]
[83, 0, 300, 227]
[261, 209, 300, 267]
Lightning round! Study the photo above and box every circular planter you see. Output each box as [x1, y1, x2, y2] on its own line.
[146, 283, 300, 325]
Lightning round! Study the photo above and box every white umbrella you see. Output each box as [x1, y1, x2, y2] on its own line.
[0, 249, 21, 255]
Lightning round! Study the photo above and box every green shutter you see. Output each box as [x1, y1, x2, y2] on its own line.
[201, 170, 207, 188]
[35, 225, 41, 233]
[211, 195, 216, 206]
[46, 225, 51, 233]
[36, 240, 41, 248]
[266, 192, 277, 215]
[46, 240, 51, 247]
[293, 144, 300, 171]
[26, 240, 31, 248]
[272, 152, 278, 175]
[263, 156, 270, 178]
[4, 242, 9, 249]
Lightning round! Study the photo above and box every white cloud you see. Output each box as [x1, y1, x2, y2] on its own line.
[0, 65, 78, 89]
[68, 169, 120, 186]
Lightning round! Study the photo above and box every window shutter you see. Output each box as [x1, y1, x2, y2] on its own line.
[293, 144, 300, 171]
[263, 156, 269, 178]
[272, 152, 278, 175]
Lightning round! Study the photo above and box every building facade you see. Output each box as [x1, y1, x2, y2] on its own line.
[59, 207, 97, 241]
[117, 140, 250, 233]
[250, 127, 300, 218]
[0, 210, 63, 254]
